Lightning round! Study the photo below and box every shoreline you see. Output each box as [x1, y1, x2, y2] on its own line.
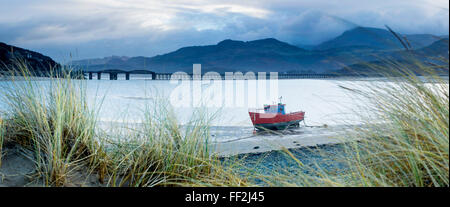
[2, 75, 448, 82]
[0, 122, 356, 186]
[95, 121, 357, 157]
[211, 125, 356, 157]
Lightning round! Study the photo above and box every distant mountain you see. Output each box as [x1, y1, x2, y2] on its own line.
[0, 42, 59, 73]
[294, 43, 316, 50]
[405, 34, 444, 49]
[314, 27, 441, 50]
[338, 38, 449, 75]
[73, 38, 336, 73]
[71, 27, 448, 75]
[416, 38, 449, 56]
[71, 37, 402, 74]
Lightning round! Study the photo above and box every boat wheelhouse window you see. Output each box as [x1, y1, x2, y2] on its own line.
[278, 104, 286, 114]
[264, 104, 286, 114]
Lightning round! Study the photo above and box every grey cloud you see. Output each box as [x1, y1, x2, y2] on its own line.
[0, 0, 448, 62]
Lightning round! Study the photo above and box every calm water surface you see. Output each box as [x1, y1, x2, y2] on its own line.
[0, 78, 379, 127]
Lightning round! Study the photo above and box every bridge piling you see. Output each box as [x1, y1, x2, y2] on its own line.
[110, 73, 118, 80]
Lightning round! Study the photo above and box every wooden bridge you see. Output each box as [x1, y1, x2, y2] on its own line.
[83, 69, 339, 80]
[85, 69, 156, 80]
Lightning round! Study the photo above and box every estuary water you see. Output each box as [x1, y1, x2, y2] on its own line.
[0, 78, 380, 127]
[0, 77, 373, 144]
[81, 78, 366, 127]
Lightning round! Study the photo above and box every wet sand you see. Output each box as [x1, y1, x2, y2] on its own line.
[97, 121, 358, 157]
[209, 125, 357, 157]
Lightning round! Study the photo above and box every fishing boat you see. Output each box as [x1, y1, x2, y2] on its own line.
[248, 97, 305, 130]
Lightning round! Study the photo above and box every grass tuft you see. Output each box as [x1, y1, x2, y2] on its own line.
[0, 61, 108, 186]
[342, 64, 449, 186]
[105, 101, 249, 187]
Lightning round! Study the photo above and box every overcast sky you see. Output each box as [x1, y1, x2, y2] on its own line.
[0, 0, 448, 62]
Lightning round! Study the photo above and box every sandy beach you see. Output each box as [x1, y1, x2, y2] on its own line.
[95, 121, 357, 157]
[210, 125, 356, 157]
[0, 143, 106, 187]
[0, 123, 355, 186]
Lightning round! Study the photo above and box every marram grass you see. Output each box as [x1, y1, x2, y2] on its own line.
[336, 57, 449, 187]
[262, 59, 449, 187]
[104, 102, 249, 187]
[0, 62, 108, 186]
[0, 62, 249, 186]
[342, 70, 449, 187]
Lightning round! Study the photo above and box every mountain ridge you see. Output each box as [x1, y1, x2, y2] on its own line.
[314, 26, 442, 50]
[71, 26, 448, 74]
[0, 42, 59, 74]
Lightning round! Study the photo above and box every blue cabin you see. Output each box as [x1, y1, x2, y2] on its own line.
[263, 103, 286, 114]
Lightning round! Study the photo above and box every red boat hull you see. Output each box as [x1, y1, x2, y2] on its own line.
[249, 111, 305, 130]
